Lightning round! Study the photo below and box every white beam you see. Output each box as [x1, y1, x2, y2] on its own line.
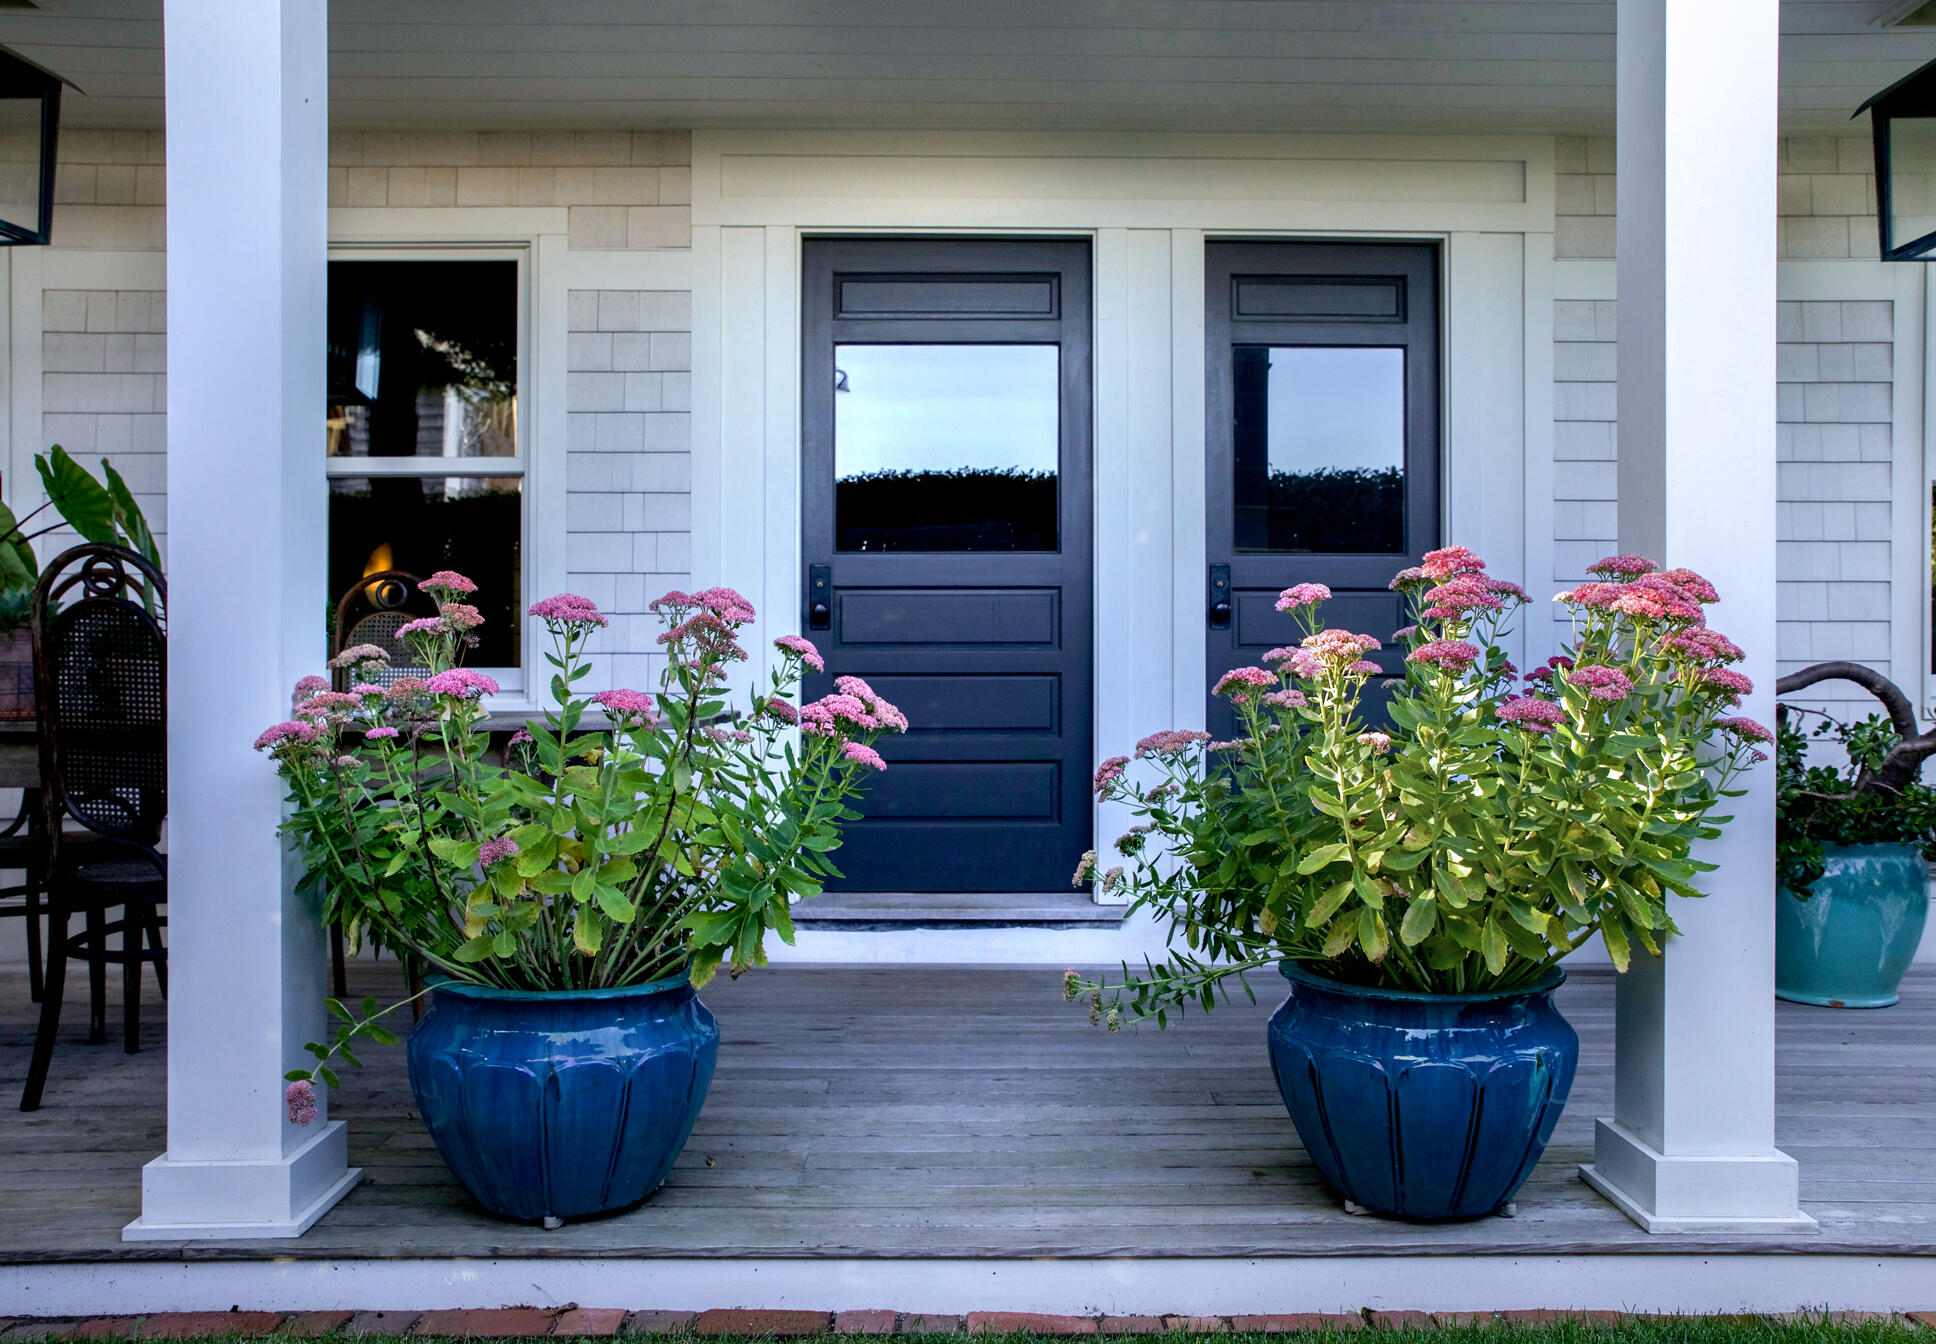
[126, 0, 358, 1240]
[1580, 0, 1809, 1233]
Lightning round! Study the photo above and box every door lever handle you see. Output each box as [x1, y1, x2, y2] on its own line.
[807, 563, 832, 631]
[1208, 564, 1232, 630]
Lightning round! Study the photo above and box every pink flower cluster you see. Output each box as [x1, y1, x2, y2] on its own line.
[1275, 583, 1331, 611]
[761, 698, 800, 726]
[842, 741, 887, 772]
[424, 668, 500, 700]
[478, 837, 520, 867]
[1670, 628, 1745, 665]
[594, 688, 659, 723]
[1497, 696, 1565, 734]
[652, 586, 757, 625]
[1717, 716, 1773, 745]
[1525, 655, 1575, 685]
[799, 678, 909, 742]
[1407, 639, 1480, 672]
[1566, 664, 1633, 702]
[1357, 731, 1392, 754]
[1301, 629, 1382, 664]
[329, 644, 390, 671]
[1420, 545, 1486, 580]
[255, 720, 320, 752]
[1093, 755, 1130, 795]
[1135, 729, 1211, 758]
[439, 603, 484, 632]
[422, 570, 478, 598]
[292, 675, 330, 706]
[659, 610, 748, 663]
[1420, 576, 1503, 623]
[285, 1079, 318, 1127]
[1213, 666, 1277, 700]
[1588, 554, 1657, 578]
[365, 726, 400, 741]
[1698, 668, 1754, 703]
[1262, 688, 1308, 710]
[837, 675, 910, 732]
[774, 634, 825, 672]
[529, 593, 610, 630]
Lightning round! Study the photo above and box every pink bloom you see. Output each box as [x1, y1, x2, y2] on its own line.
[1588, 554, 1658, 579]
[1698, 667, 1754, 702]
[478, 837, 520, 867]
[422, 570, 478, 597]
[423, 668, 500, 699]
[1670, 628, 1745, 664]
[296, 691, 363, 719]
[1390, 626, 1418, 642]
[1214, 666, 1277, 700]
[285, 1079, 318, 1127]
[1611, 575, 1704, 624]
[1287, 649, 1324, 679]
[529, 593, 609, 630]
[841, 740, 887, 772]
[255, 720, 320, 752]
[1348, 659, 1382, 675]
[1262, 688, 1308, 710]
[1717, 716, 1773, 744]
[1420, 545, 1486, 580]
[1357, 731, 1392, 754]
[292, 675, 330, 706]
[1498, 696, 1565, 734]
[1483, 578, 1532, 603]
[395, 616, 446, 640]
[693, 586, 757, 623]
[507, 728, 534, 746]
[350, 683, 386, 698]
[1655, 568, 1720, 604]
[1421, 575, 1504, 622]
[594, 688, 660, 722]
[1102, 866, 1125, 896]
[1275, 582, 1332, 611]
[761, 698, 800, 725]
[329, 645, 389, 671]
[1072, 851, 1098, 886]
[439, 603, 484, 632]
[1262, 646, 1299, 665]
[1388, 566, 1428, 591]
[385, 677, 429, 702]
[1206, 740, 1245, 753]
[774, 634, 825, 672]
[365, 726, 400, 741]
[1135, 729, 1211, 757]
[1557, 581, 1623, 610]
[1566, 664, 1634, 702]
[1302, 629, 1382, 661]
[834, 675, 909, 732]
[1093, 755, 1131, 795]
[800, 692, 878, 736]
[1407, 639, 1480, 672]
[659, 611, 748, 662]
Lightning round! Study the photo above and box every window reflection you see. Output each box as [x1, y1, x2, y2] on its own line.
[1233, 345, 1406, 554]
[835, 343, 1059, 552]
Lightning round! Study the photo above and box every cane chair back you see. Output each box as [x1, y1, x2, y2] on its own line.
[333, 568, 435, 686]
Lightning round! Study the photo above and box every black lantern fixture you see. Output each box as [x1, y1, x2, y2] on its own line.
[1857, 56, 1936, 261]
[0, 44, 76, 247]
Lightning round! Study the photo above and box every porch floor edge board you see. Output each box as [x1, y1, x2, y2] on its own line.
[788, 891, 1128, 926]
[1, 966, 1930, 1265]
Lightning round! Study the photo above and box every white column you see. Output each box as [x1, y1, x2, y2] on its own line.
[1578, 0, 1810, 1233]
[125, 0, 358, 1240]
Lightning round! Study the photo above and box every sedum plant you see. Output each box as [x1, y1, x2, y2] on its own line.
[257, 576, 904, 1111]
[1070, 548, 1770, 1026]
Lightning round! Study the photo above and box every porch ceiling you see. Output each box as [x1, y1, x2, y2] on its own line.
[8, 0, 1936, 136]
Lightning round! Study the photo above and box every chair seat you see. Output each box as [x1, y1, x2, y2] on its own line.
[70, 856, 166, 903]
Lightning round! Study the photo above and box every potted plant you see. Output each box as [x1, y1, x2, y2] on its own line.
[1773, 661, 1936, 1008]
[0, 445, 163, 719]
[258, 576, 904, 1226]
[1069, 549, 1768, 1221]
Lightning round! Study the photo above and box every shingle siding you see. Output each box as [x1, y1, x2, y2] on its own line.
[1552, 134, 1902, 714]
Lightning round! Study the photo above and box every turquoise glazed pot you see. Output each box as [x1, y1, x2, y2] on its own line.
[1776, 843, 1928, 1009]
[1267, 962, 1577, 1221]
[406, 975, 718, 1222]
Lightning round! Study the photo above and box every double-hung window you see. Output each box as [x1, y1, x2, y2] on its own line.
[325, 251, 528, 692]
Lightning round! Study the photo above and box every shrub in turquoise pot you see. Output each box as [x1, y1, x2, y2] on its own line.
[1776, 844, 1927, 1008]
[1775, 662, 1936, 1011]
[258, 577, 906, 1222]
[1073, 550, 1766, 1220]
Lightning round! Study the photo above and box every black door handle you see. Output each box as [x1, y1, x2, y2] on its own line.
[1208, 564, 1231, 629]
[807, 563, 832, 631]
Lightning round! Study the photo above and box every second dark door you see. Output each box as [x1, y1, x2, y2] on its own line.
[802, 237, 1093, 893]
[1205, 241, 1442, 739]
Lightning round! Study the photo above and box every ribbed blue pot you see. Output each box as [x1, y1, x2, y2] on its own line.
[1776, 843, 1928, 1009]
[405, 975, 719, 1223]
[1267, 962, 1578, 1221]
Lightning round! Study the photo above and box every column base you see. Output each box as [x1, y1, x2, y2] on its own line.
[123, 1120, 361, 1241]
[1580, 1117, 1816, 1233]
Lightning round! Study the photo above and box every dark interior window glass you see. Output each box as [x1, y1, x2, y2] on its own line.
[328, 476, 522, 669]
[1233, 344, 1405, 554]
[834, 343, 1059, 552]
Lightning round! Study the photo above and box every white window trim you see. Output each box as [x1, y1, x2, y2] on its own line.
[322, 220, 572, 718]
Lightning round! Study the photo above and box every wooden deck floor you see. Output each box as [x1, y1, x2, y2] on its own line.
[2, 961, 1933, 1263]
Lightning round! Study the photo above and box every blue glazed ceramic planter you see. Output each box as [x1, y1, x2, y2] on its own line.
[1776, 843, 1928, 1009]
[406, 975, 719, 1223]
[1267, 962, 1578, 1221]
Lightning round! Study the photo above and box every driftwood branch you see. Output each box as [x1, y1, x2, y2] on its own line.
[1775, 660, 1936, 796]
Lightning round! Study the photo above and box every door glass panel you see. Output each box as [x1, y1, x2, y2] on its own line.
[1232, 345, 1405, 554]
[834, 343, 1059, 552]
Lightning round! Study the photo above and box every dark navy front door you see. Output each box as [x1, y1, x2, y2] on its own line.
[802, 237, 1094, 893]
[1204, 241, 1442, 740]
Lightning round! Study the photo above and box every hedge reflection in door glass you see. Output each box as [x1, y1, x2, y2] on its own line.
[834, 343, 1059, 552]
[1233, 345, 1405, 554]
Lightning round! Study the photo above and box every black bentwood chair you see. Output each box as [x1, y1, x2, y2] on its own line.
[21, 544, 167, 1112]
